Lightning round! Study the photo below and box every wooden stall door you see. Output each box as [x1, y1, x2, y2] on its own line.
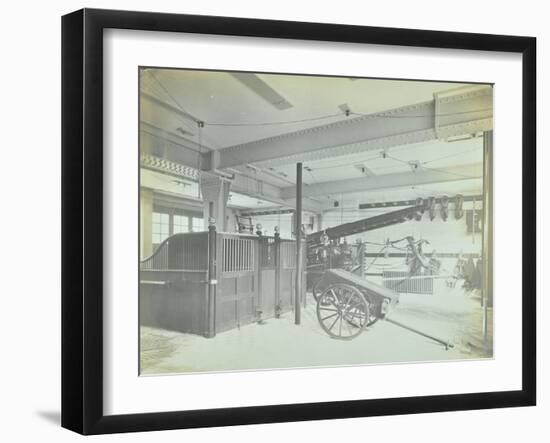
[217, 235, 257, 333]
[258, 237, 277, 319]
[278, 240, 296, 313]
[139, 232, 210, 336]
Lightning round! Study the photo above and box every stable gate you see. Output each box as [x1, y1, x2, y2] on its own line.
[140, 227, 304, 337]
[217, 234, 257, 333]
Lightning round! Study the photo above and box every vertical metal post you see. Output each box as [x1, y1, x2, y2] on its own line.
[472, 197, 476, 245]
[206, 218, 217, 337]
[256, 226, 263, 320]
[274, 227, 281, 318]
[295, 163, 303, 325]
[482, 131, 493, 342]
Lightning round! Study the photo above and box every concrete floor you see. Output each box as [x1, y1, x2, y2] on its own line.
[140, 289, 492, 375]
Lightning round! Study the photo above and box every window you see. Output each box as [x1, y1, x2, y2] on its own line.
[150, 207, 203, 249]
[191, 217, 204, 232]
[173, 214, 189, 234]
[152, 212, 170, 244]
[466, 210, 483, 234]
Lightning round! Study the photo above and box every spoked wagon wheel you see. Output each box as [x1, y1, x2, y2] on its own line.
[316, 283, 370, 340]
[312, 277, 324, 302]
[346, 297, 379, 328]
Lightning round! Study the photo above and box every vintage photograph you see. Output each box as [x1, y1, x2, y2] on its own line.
[138, 68, 493, 375]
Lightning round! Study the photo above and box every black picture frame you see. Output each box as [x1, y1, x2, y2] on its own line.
[61, 8, 536, 435]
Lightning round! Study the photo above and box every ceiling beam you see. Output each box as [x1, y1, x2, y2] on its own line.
[141, 92, 201, 126]
[140, 155, 322, 214]
[206, 85, 492, 169]
[281, 163, 483, 199]
[140, 122, 208, 169]
[229, 172, 322, 213]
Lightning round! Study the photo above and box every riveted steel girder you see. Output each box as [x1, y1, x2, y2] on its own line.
[207, 85, 493, 169]
[281, 163, 483, 199]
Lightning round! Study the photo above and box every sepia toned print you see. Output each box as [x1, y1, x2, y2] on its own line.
[138, 68, 493, 375]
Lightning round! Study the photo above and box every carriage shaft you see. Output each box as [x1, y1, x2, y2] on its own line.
[385, 318, 454, 350]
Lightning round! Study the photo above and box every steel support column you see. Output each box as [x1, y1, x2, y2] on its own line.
[295, 163, 303, 325]
[206, 221, 217, 337]
[482, 131, 493, 342]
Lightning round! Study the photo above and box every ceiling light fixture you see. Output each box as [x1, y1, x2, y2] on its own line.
[354, 164, 376, 177]
[338, 103, 352, 117]
[408, 160, 421, 172]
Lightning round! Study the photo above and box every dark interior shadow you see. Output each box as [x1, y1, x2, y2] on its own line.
[36, 410, 61, 426]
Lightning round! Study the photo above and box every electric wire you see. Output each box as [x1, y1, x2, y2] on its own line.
[143, 74, 485, 181]
[142, 73, 485, 215]
[206, 113, 345, 127]
[143, 73, 491, 128]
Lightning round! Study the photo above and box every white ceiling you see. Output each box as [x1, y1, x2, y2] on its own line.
[140, 68, 472, 150]
[275, 137, 483, 185]
[140, 68, 486, 209]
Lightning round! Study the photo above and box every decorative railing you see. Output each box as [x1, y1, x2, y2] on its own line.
[140, 232, 209, 271]
[221, 235, 255, 273]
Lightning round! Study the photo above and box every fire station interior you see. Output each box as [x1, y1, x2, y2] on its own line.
[139, 68, 493, 375]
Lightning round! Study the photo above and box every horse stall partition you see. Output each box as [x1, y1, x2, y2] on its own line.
[279, 239, 303, 312]
[140, 232, 210, 336]
[216, 233, 258, 333]
[140, 229, 304, 338]
[215, 233, 302, 333]
[258, 236, 277, 319]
